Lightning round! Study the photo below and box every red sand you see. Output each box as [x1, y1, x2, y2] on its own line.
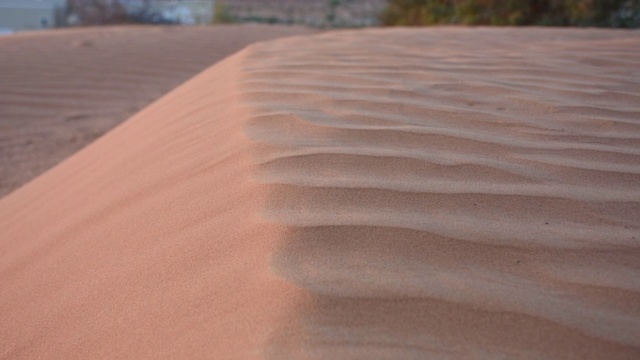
[0, 27, 639, 359]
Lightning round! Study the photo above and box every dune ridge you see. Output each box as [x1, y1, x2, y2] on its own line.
[1, 27, 639, 359]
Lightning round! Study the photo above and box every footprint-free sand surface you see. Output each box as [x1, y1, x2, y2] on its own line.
[0, 24, 313, 197]
[1, 27, 639, 359]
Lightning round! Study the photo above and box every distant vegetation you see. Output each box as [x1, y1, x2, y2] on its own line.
[380, 0, 640, 27]
[213, 0, 387, 28]
[213, 3, 235, 24]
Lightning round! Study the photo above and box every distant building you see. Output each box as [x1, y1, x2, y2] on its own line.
[0, 0, 67, 32]
[120, 0, 215, 25]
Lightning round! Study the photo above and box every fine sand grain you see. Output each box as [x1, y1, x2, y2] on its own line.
[0, 25, 313, 197]
[0, 27, 639, 359]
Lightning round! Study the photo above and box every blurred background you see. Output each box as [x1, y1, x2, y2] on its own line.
[0, 0, 638, 34]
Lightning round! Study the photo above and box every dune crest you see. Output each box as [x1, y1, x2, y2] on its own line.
[1, 28, 640, 359]
[0, 46, 299, 359]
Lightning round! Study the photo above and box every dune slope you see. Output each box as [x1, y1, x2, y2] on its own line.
[1, 28, 640, 359]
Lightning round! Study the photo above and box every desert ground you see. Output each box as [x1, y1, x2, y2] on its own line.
[0, 26, 639, 359]
[0, 24, 314, 197]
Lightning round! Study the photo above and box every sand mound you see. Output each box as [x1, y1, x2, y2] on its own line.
[0, 25, 313, 197]
[1, 27, 639, 359]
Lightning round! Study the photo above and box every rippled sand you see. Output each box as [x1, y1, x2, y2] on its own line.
[1, 27, 639, 359]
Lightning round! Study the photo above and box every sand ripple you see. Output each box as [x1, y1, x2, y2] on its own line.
[243, 28, 640, 359]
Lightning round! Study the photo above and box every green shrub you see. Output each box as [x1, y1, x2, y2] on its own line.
[380, 0, 640, 27]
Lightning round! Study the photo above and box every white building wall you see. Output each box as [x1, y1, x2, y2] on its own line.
[0, 0, 66, 32]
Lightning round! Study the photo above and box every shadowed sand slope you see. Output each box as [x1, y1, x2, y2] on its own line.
[1, 27, 640, 359]
[0, 25, 313, 197]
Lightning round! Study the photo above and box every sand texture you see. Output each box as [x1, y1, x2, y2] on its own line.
[1, 27, 640, 359]
[0, 25, 313, 197]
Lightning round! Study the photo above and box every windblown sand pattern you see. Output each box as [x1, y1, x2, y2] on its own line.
[1, 27, 639, 359]
[0, 25, 313, 197]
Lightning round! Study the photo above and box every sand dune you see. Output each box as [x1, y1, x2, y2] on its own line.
[0, 25, 313, 197]
[1, 27, 639, 359]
